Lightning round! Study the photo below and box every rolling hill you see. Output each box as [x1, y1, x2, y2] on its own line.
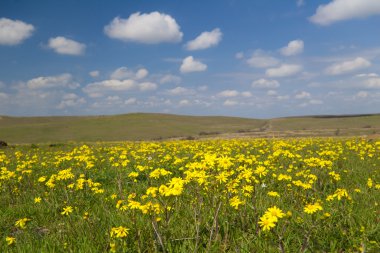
[1, 113, 379, 144]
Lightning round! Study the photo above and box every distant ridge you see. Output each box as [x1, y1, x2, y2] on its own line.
[1, 112, 379, 143]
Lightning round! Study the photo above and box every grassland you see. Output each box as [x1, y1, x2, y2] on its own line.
[1, 138, 379, 252]
[1, 113, 380, 144]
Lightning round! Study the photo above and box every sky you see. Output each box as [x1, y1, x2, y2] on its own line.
[1, 0, 380, 118]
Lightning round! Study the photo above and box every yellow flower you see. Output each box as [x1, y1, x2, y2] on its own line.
[229, 196, 245, 210]
[304, 202, 323, 214]
[265, 206, 285, 219]
[367, 178, 373, 188]
[38, 176, 46, 182]
[15, 218, 31, 229]
[83, 212, 89, 220]
[267, 191, 280, 197]
[258, 215, 277, 231]
[34, 197, 42, 203]
[110, 226, 129, 238]
[6, 236, 16, 245]
[61, 206, 73, 216]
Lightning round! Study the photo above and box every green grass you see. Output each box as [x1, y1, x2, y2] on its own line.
[0, 113, 266, 144]
[0, 138, 379, 252]
[1, 113, 380, 144]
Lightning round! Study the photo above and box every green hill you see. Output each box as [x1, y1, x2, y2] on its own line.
[1, 113, 379, 144]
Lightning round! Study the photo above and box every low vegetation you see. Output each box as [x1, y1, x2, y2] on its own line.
[1, 138, 379, 252]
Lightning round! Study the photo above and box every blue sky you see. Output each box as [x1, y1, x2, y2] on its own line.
[1, 0, 380, 118]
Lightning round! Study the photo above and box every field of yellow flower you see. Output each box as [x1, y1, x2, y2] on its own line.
[1, 138, 380, 252]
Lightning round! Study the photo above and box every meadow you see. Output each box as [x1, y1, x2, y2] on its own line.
[1, 138, 380, 252]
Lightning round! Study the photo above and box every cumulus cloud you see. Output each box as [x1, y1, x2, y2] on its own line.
[325, 57, 371, 75]
[309, 99, 323, 105]
[167, 86, 194, 96]
[310, 0, 380, 25]
[252, 78, 280, 89]
[89, 70, 100, 78]
[179, 99, 190, 106]
[0, 18, 34, 45]
[247, 50, 279, 68]
[125, 97, 137, 105]
[223, 99, 238, 106]
[266, 64, 302, 77]
[104, 12, 183, 44]
[159, 74, 181, 84]
[83, 79, 136, 97]
[27, 73, 79, 89]
[295, 91, 311, 99]
[267, 90, 278, 96]
[138, 82, 157, 91]
[110, 67, 148, 80]
[57, 93, 86, 109]
[47, 36, 86, 55]
[217, 90, 239, 97]
[365, 78, 380, 88]
[83, 78, 156, 97]
[185, 28, 222, 50]
[280, 40, 304, 56]
[356, 73, 378, 78]
[180, 56, 207, 73]
[135, 68, 149, 80]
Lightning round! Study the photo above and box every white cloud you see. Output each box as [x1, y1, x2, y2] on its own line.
[57, 93, 86, 109]
[295, 91, 311, 99]
[48, 36, 86, 55]
[217, 90, 239, 98]
[223, 99, 238, 106]
[180, 56, 207, 73]
[104, 12, 183, 44]
[247, 50, 279, 68]
[280, 40, 304, 56]
[310, 0, 380, 25]
[138, 82, 157, 91]
[267, 90, 278, 96]
[266, 64, 302, 77]
[106, 95, 120, 101]
[125, 98, 137, 105]
[167, 86, 194, 96]
[110, 67, 134, 80]
[0, 18, 34, 45]
[83, 79, 136, 97]
[325, 57, 371, 75]
[27, 73, 79, 89]
[89, 70, 100, 78]
[365, 78, 380, 88]
[309, 99, 323, 105]
[110, 67, 148, 80]
[356, 73, 378, 78]
[185, 28, 222, 50]
[252, 78, 280, 89]
[159, 74, 181, 84]
[135, 68, 149, 80]
[179, 99, 190, 106]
